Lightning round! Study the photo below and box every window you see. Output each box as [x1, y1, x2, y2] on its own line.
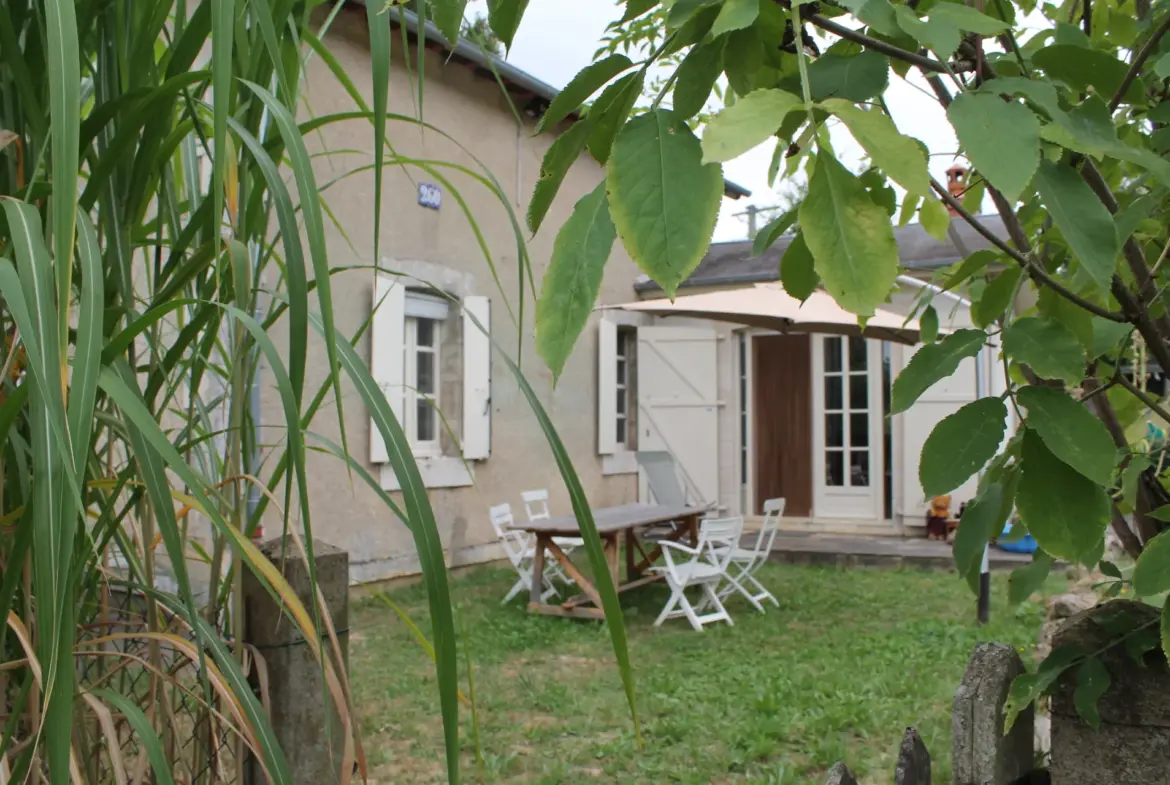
[615, 327, 637, 447]
[404, 316, 441, 455]
[823, 336, 870, 488]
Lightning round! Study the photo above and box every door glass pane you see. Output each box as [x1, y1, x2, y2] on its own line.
[850, 451, 870, 487]
[417, 351, 435, 393]
[849, 374, 868, 409]
[825, 451, 844, 487]
[616, 357, 626, 385]
[824, 336, 843, 373]
[825, 375, 843, 410]
[826, 414, 843, 447]
[616, 416, 627, 444]
[416, 399, 435, 441]
[849, 336, 867, 371]
[850, 413, 869, 447]
[616, 388, 626, 415]
[416, 318, 435, 347]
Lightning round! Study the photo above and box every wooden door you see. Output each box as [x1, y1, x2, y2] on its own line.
[753, 335, 812, 516]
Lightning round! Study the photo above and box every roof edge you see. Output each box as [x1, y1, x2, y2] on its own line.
[348, 1, 750, 200]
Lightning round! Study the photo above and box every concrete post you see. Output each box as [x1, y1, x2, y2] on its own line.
[242, 538, 349, 785]
[953, 643, 1034, 784]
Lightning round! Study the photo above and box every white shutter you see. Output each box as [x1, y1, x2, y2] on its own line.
[462, 296, 491, 460]
[598, 318, 618, 455]
[370, 273, 405, 464]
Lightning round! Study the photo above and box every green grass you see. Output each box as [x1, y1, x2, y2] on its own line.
[350, 563, 1064, 784]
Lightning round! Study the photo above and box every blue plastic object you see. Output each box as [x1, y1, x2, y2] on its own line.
[997, 520, 1038, 554]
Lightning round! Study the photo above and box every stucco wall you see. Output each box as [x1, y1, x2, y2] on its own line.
[259, 8, 644, 583]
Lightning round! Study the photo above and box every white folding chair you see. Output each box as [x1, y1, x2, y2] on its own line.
[523, 489, 584, 555]
[651, 516, 743, 632]
[490, 503, 558, 604]
[717, 498, 785, 612]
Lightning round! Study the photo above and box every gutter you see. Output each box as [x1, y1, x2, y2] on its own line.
[348, 1, 751, 200]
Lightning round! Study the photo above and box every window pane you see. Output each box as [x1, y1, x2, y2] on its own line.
[616, 357, 626, 385]
[417, 351, 435, 393]
[416, 399, 435, 442]
[616, 416, 626, 444]
[824, 375, 843, 410]
[850, 450, 870, 487]
[825, 414, 843, 447]
[616, 388, 626, 415]
[850, 374, 868, 410]
[850, 413, 869, 447]
[825, 451, 844, 487]
[416, 318, 435, 347]
[823, 336, 843, 373]
[849, 336, 867, 371]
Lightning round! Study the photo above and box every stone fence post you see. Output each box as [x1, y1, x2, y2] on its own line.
[242, 538, 349, 785]
[953, 642, 1034, 784]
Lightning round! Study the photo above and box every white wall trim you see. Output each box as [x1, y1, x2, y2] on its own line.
[602, 450, 638, 476]
[380, 456, 473, 491]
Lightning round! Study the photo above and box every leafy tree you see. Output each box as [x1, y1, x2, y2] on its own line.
[484, 0, 1170, 728]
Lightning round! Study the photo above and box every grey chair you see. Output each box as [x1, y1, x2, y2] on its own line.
[636, 451, 696, 540]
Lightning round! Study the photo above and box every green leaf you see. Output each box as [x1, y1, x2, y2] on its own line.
[90, 690, 178, 785]
[1073, 658, 1111, 729]
[702, 89, 803, 163]
[1089, 318, 1131, 359]
[835, 0, 902, 37]
[673, 40, 726, 119]
[1133, 530, 1170, 596]
[608, 109, 724, 297]
[588, 72, 645, 164]
[621, 0, 658, 22]
[538, 55, 634, 133]
[1033, 44, 1144, 104]
[1017, 386, 1116, 486]
[1038, 287, 1094, 350]
[894, 5, 960, 58]
[930, 2, 1010, 35]
[953, 482, 1006, 587]
[1149, 504, 1170, 522]
[921, 398, 1008, 497]
[1162, 599, 1170, 665]
[1009, 550, 1053, 606]
[487, 0, 531, 51]
[943, 249, 997, 291]
[807, 51, 890, 102]
[822, 99, 930, 197]
[970, 267, 1022, 328]
[799, 150, 899, 316]
[528, 121, 593, 233]
[431, 0, 470, 44]
[920, 305, 939, 343]
[668, 0, 712, 28]
[920, 197, 950, 241]
[536, 182, 617, 380]
[1002, 317, 1086, 385]
[948, 91, 1040, 203]
[898, 193, 922, 227]
[1017, 430, 1110, 564]
[1099, 560, 1123, 579]
[780, 232, 818, 301]
[891, 329, 987, 413]
[711, 0, 759, 37]
[1005, 645, 1083, 731]
[1156, 53, 1170, 81]
[723, 27, 765, 96]
[753, 207, 798, 257]
[1034, 160, 1120, 292]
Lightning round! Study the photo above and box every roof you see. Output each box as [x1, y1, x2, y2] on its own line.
[353, 3, 751, 200]
[634, 214, 1009, 292]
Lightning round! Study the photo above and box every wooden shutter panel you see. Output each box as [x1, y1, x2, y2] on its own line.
[462, 296, 491, 460]
[598, 318, 617, 455]
[370, 273, 405, 463]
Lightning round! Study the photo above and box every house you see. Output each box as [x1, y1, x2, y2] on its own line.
[602, 203, 1014, 534]
[259, 3, 749, 583]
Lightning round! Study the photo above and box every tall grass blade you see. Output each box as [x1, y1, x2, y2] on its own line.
[367, 1, 391, 266]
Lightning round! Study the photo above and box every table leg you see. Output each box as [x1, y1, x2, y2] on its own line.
[625, 528, 639, 581]
[529, 533, 548, 608]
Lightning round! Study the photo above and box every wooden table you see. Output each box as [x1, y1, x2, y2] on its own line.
[511, 503, 707, 620]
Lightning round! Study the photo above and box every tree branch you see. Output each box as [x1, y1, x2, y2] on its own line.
[1109, 12, 1170, 111]
[1118, 374, 1170, 428]
[929, 178, 1128, 322]
[793, 5, 951, 74]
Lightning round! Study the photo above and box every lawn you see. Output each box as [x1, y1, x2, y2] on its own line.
[349, 563, 1062, 784]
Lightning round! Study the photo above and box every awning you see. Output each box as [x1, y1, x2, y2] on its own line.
[604, 282, 924, 345]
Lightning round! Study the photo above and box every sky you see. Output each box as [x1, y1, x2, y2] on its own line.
[486, 0, 967, 242]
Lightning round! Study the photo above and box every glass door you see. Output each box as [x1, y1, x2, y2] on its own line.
[812, 335, 884, 519]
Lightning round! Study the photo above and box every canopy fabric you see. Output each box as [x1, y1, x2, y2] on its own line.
[603, 283, 924, 345]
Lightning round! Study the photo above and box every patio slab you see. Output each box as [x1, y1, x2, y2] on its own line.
[761, 531, 1036, 571]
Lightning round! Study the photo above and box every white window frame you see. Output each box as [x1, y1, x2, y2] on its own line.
[404, 316, 442, 457]
[615, 328, 632, 447]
